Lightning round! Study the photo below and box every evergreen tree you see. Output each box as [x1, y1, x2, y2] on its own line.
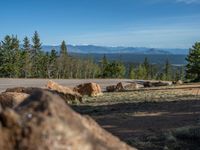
[22, 36, 32, 78]
[143, 57, 150, 79]
[137, 64, 147, 79]
[12, 35, 21, 77]
[174, 69, 180, 81]
[40, 52, 50, 78]
[0, 36, 12, 77]
[32, 31, 42, 55]
[23, 36, 31, 51]
[58, 41, 68, 78]
[0, 35, 21, 77]
[0, 32, 103, 79]
[149, 64, 158, 80]
[102, 54, 108, 65]
[103, 61, 125, 78]
[31, 31, 43, 77]
[48, 49, 57, 78]
[101, 54, 109, 77]
[0, 42, 2, 75]
[129, 64, 135, 79]
[163, 59, 172, 81]
[60, 40, 68, 56]
[186, 42, 200, 81]
[180, 66, 185, 81]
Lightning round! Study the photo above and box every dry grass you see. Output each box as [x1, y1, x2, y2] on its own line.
[82, 84, 200, 105]
[73, 84, 200, 150]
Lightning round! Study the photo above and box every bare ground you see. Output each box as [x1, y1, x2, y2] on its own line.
[72, 84, 200, 149]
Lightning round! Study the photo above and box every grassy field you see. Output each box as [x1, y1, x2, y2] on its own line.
[73, 84, 200, 150]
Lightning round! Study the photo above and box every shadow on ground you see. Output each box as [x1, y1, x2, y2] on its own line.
[72, 100, 200, 142]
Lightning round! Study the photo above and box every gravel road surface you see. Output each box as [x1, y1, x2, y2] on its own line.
[0, 78, 134, 92]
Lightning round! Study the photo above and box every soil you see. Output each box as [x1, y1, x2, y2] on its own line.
[73, 84, 200, 148]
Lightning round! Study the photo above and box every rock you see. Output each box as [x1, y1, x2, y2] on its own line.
[0, 90, 136, 150]
[106, 82, 125, 92]
[46, 80, 82, 102]
[0, 108, 20, 150]
[143, 81, 153, 88]
[74, 83, 102, 97]
[143, 81, 172, 87]
[116, 82, 125, 92]
[106, 85, 117, 92]
[46, 80, 74, 94]
[6, 87, 42, 94]
[6, 85, 82, 104]
[0, 92, 29, 109]
[124, 82, 144, 90]
[175, 80, 183, 85]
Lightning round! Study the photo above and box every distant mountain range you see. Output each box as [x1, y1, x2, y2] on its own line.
[41, 45, 189, 55]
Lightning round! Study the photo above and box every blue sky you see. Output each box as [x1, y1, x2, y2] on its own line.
[0, 0, 200, 48]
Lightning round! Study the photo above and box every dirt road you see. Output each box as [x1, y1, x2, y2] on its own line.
[0, 78, 133, 92]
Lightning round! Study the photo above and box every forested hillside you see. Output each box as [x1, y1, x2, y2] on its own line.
[0, 31, 186, 81]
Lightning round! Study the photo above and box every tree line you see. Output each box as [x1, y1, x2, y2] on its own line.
[0, 31, 99, 79]
[101, 55, 185, 81]
[1, 31, 199, 81]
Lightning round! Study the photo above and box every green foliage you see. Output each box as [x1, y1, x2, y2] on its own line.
[0, 32, 187, 80]
[180, 66, 185, 81]
[129, 64, 135, 79]
[0, 35, 21, 77]
[186, 42, 200, 81]
[101, 58, 125, 78]
[58, 41, 68, 78]
[149, 64, 158, 80]
[101, 54, 108, 77]
[47, 49, 58, 78]
[23, 36, 31, 51]
[32, 31, 42, 54]
[21, 37, 32, 78]
[163, 59, 172, 81]
[143, 57, 150, 79]
[137, 64, 147, 79]
[31, 31, 43, 77]
[60, 40, 68, 56]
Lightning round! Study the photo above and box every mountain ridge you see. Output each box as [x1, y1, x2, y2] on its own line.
[41, 45, 188, 55]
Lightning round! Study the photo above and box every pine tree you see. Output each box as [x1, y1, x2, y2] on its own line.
[11, 35, 21, 77]
[31, 31, 43, 77]
[149, 64, 158, 80]
[180, 66, 185, 81]
[22, 36, 32, 78]
[163, 59, 172, 81]
[104, 61, 125, 78]
[0, 42, 2, 74]
[0, 35, 13, 77]
[174, 69, 180, 81]
[137, 64, 147, 79]
[60, 40, 68, 56]
[47, 49, 57, 78]
[23, 36, 31, 51]
[0, 35, 21, 77]
[32, 31, 42, 55]
[129, 64, 135, 79]
[101, 54, 109, 78]
[186, 42, 200, 81]
[143, 57, 149, 79]
[58, 41, 68, 78]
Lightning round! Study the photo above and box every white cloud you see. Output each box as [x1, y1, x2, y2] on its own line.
[176, 0, 200, 4]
